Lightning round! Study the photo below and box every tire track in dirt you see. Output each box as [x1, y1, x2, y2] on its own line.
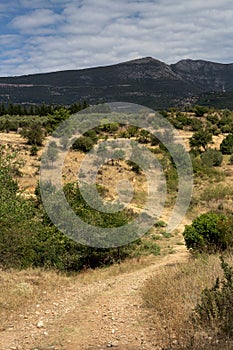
[0, 247, 189, 350]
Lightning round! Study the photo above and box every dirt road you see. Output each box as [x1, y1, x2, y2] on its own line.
[0, 246, 188, 350]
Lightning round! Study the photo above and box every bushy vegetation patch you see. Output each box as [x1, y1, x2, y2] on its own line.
[183, 212, 233, 253]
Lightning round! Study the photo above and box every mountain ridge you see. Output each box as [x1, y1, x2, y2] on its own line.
[0, 57, 232, 109]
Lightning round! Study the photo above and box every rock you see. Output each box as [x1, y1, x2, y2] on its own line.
[37, 320, 44, 328]
[107, 341, 118, 347]
[111, 341, 119, 347]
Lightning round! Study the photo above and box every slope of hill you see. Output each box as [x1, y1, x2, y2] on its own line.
[0, 57, 233, 109]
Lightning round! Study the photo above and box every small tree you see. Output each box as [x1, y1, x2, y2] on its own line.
[21, 123, 45, 146]
[220, 134, 233, 154]
[183, 212, 232, 253]
[72, 136, 94, 152]
[189, 129, 213, 152]
[46, 141, 58, 167]
[193, 105, 209, 117]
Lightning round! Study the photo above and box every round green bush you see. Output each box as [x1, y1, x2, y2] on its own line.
[220, 134, 233, 154]
[183, 212, 232, 253]
[201, 149, 223, 167]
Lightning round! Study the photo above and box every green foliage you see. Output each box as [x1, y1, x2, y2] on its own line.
[44, 141, 58, 167]
[0, 149, 140, 271]
[168, 112, 190, 130]
[135, 240, 160, 256]
[193, 257, 233, 337]
[0, 146, 18, 197]
[46, 107, 71, 132]
[218, 111, 233, 133]
[220, 134, 233, 154]
[63, 182, 133, 228]
[183, 213, 233, 253]
[165, 165, 178, 193]
[201, 149, 223, 167]
[20, 123, 45, 146]
[72, 136, 95, 152]
[189, 118, 203, 131]
[0, 102, 88, 133]
[30, 145, 39, 156]
[99, 121, 119, 133]
[126, 125, 139, 137]
[137, 129, 151, 144]
[206, 114, 219, 125]
[154, 220, 167, 228]
[83, 129, 98, 143]
[230, 154, 233, 165]
[189, 129, 213, 152]
[190, 154, 224, 181]
[193, 105, 209, 117]
[127, 160, 141, 174]
[200, 185, 233, 202]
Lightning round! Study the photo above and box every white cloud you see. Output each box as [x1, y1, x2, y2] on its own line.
[0, 0, 232, 76]
[11, 9, 63, 33]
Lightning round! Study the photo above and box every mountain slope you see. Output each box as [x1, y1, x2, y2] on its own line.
[171, 59, 233, 91]
[0, 57, 232, 109]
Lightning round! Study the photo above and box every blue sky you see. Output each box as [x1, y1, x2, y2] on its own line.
[0, 0, 233, 76]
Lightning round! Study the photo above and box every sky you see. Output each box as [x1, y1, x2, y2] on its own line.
[0, 0, 233, 76]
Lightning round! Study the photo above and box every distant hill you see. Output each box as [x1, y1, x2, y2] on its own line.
[0, 57, 233, 109]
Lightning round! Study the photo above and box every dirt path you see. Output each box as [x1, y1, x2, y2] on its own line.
[0, 245, 189, 350]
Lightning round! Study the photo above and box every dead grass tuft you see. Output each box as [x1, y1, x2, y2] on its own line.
[0, 268, 72, 321]
[141, 254, 233, 349]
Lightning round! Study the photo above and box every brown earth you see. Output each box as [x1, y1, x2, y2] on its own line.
[0, 246, 189, 350]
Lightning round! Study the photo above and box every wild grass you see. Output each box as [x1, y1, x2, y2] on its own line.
[141, 254, 233, 350]
[200, 185, 233, 202]
[0, 268, 72, 326]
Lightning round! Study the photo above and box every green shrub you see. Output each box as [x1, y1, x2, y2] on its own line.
[137, 129, 151, 144]
[218, 111, 233, 133]
[189, 118, 203, 131]
[206, 114, 219, 125]
[193, 257, 233, 338]
[72, 136, 95, 152]
[230, 154, 233, 165]
[201, 149, 223, 167]
[220, 134, 233, 154]
[0, 149, 150, 271]
[189, 129, 212, 152]
[83, 129, 98, 143]
[30, 145, 38, 156]
[20, 123, 45, 146]
[191, 154, 225, 181]
[183, 212, 232, 253]
[193, 105, 209, 117]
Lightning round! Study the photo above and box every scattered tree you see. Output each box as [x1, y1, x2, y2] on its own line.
[189, 129, 213, 152]
[21, 123, 45, 146]
[220, 133, 233, 154]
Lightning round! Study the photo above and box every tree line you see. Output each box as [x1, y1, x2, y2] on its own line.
[0, 101, 88, 117]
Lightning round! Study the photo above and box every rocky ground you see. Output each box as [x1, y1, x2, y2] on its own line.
[0, 247, 188, 350]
